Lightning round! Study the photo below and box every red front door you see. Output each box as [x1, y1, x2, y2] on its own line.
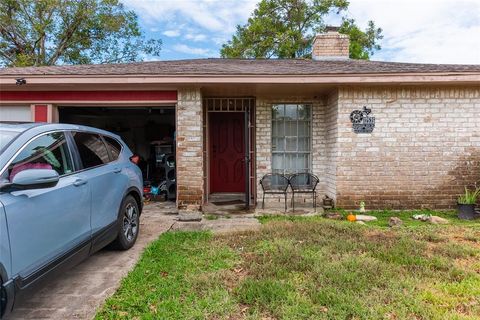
[209, 112, 245, 193]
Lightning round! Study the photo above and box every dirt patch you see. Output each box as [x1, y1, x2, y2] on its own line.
[364, 229, 399, 242]
[440, 229, 480, 249]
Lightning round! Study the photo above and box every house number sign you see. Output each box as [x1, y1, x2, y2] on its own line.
[350, 106, 375, 133]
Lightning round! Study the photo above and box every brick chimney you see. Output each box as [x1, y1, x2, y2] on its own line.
[312, 26, 350, 60]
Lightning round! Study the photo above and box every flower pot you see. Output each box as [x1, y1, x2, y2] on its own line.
[457, 203, 476, 220]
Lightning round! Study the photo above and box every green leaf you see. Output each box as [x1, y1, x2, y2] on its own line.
[220, 0, 382, 60]
[0, 0, 162, 66]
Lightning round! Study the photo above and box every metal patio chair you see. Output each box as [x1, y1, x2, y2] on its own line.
[289, 173, 319, 211]
[259, 173, 289, 211]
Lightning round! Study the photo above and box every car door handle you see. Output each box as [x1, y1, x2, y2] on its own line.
[113, 168, 121, 173]
[73, 179, 88, 187]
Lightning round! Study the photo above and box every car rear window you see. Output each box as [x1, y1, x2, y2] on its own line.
[72, 132, 110, 169]
[103, 136, 122, 161]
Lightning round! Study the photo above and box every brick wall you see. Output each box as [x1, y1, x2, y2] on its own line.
[176, 87, 204, 210]
[325, 91, 339, 200]
[255, 96, 327, 206]
[335, 86, 480, 210]
[312, 32, 349, 60]
[312, 98, 328, 194]
[256, 98, 271, 198]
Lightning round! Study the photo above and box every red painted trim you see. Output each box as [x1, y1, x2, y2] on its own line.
[34, 105, 48, 122]
[0, 90, 177, 102]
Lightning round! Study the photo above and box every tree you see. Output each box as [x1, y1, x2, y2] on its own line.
[220, 0, 382, 59]
[0, 0, 162, 67]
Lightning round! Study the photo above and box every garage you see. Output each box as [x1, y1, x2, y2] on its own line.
[58, 106, 176, 201]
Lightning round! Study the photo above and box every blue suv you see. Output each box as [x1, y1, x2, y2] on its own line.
[0, 123, 143, 318]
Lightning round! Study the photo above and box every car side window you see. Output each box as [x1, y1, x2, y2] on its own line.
[103, 136, 122, 161]
[72, 132, 110, 169]
[7, 132, 73, 182]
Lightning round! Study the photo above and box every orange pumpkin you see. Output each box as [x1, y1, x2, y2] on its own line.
[346, 213, 357, 222]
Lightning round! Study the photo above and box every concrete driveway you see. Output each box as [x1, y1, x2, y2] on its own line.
[6, 202, 177, 320]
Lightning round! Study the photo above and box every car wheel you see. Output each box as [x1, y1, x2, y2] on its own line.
[112, 195, 140, 250]
[0, 280, 7, 318]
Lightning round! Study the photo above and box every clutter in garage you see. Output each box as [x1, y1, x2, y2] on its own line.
[59, 106, 176, 201]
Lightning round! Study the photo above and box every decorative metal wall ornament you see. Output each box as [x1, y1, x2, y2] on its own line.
[350, 106, 375, 133]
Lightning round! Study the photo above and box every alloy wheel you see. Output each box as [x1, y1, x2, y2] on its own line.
[122, 203, 138, 242]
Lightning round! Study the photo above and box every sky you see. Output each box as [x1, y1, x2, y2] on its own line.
[123, 0, 480, 64]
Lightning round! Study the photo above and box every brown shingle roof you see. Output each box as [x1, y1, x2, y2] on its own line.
[1, 58, 479, 76]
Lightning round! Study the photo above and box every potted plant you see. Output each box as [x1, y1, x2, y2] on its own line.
[457, 186, 480, 220]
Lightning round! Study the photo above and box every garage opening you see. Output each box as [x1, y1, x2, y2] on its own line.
[59, 106, 176, 201]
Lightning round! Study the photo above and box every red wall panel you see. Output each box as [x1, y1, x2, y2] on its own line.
[34, 105, 48, 122]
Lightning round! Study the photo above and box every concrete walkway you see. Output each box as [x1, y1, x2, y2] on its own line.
[172, 215, 261, 234]
[6, 202, 177, 320]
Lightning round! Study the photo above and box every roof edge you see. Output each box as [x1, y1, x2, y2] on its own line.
[1, 72, 479, 86]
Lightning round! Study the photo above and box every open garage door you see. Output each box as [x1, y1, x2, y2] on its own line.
[59, 106, 176, 201]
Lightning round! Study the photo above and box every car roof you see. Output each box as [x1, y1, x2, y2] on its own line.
[0, 122, 121, 139]
[0, 122, 41, 132]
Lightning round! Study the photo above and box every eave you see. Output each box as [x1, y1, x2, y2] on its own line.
[1, 72, 480, 88]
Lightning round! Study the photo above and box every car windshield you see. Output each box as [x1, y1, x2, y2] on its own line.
[0, 130, 20, 153]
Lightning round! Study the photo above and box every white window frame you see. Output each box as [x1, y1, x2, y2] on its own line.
[271, 104, 312, 175]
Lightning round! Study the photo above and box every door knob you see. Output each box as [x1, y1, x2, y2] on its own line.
[73, 179, 87, 187]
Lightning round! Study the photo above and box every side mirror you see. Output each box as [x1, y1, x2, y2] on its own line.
[1, 169, 59, 191]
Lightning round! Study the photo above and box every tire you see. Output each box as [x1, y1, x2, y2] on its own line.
[0, 280, 7, 318]
[111, 195, 140, 250]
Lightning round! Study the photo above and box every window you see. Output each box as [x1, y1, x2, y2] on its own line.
[0, 130, 20, 152]
[6, 132, 73, 182]
[271, 104, 311, 175]
[72, 132, 110, 169]
[103, 136, 122, 161]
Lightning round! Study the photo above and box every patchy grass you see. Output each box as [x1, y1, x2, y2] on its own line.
[96, 217, 480, 319]
[96, 232, 241, 319]
[335, 209, 480, 229]
[258, 209, 480, 229]
[204, 214, 220, 220]
[204, 214, 232, 220]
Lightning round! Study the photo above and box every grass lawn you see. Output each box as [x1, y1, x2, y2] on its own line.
[96, 211, 480, 319]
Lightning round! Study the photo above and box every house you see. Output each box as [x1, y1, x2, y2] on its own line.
[1, 29, 480, 212]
